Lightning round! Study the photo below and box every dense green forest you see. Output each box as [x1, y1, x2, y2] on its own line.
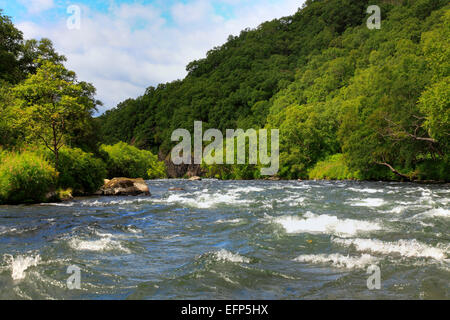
[0, 0, 449, 205]
[100, 0, 449, 181]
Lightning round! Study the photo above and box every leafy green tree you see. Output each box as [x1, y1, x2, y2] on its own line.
[0, 10, 23, 83]
[43, 147, 107, 195]
[12, 60, 99, 169]
[0, 10, 66, 83]
[101, 142, 166, 179]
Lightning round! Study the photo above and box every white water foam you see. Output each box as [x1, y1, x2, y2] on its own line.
[294, 253, 377, 269]
[387, 205, 409, 214]
[228, 186, 264, 193]
[348, 188, 381, 194]
[215, 218, 244, 224]
[162, 192, 249, 209]
[45, 202, 75, 207]
[421, 208, 449, 218]
[0, 226, 16, 235]
[274, 212, 381, 237]
[212, 249, 250, 264]
[282, 195, 307, 206]
[3, 254, 41, 280]
[69, 233, 130, 253]
[348, 198, 386, 207]
[333, 238, 448, 261]
[410, 207, 450, 220]
[79, 198, 152, 207]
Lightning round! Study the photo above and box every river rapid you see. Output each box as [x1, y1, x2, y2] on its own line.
[0, 180, 448, 299]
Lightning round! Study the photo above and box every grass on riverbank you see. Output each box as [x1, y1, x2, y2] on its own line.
[308, 154, 362, 181]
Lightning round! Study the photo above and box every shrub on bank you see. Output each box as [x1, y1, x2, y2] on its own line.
[100, 142, 167, 180]
[308, 154, 361, 180]
[0, 151, 58, 204]
[44, 147, 107, 195]
[414, 157, 450, 181]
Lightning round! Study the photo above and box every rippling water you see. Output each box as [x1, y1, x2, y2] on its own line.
[0, 180, 448, 300]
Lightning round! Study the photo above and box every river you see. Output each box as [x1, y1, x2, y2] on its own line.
[0, 180, 448, 299]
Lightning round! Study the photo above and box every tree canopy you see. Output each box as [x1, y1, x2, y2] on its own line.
[99, 0, 449, 181]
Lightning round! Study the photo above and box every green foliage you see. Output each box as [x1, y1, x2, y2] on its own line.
[203, 163, 261, 180]
[2, 1, 449, 186]
[268, 1, 450, 181]
[0, 151, 57, 204]
[0, 10, 24, 83]
[414, 157, 450, 181]
[99, 0, 371, 154]
[12, 60, 100, 169]
[43, 147, 107, 195]
[0, 11, 111, 202]
[418, 77, 450, 154]
[99, 0, 449, 182]
[100, 142, 167, 179]
[0, 82, 24, 148]
[308, 154, 361, 180]
[0, 10, 65, 84]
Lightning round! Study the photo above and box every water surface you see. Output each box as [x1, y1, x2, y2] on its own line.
[0, 180, 448, 299]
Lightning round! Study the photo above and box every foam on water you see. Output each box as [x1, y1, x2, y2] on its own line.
[387, 205, 409, 214]
[228, 186, 265, 193]
[349, 198, 386, 207]
[69, 233, 130, 253]
[333, 238, 448, 261]
[282, 195, 306, 206]
[294, 253, 377, 269]
[215, 218, 244, 224]
[45, 202, 75, 207]
[211, 249, 250, 264]
[3, 254, 41, 280]
[163, 192, 248, 209]
[274, 212, 382, 237]
[421, 208, 449, 218]
[0, 226, 15, 235]
[347, 188, 381, 194]
[79, 198, 152, 207]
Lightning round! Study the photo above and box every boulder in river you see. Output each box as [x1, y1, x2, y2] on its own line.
[188, 176, 202, 181]
[98, 178, 151, 196]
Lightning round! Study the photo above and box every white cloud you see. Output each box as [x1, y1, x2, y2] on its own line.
[16, 0, 304, 114]
[18, 0, 54, 14]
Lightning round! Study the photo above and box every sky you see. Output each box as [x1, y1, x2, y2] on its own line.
[1, 0, 305, 114]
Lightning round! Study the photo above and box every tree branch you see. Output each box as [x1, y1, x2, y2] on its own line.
[376, 162, 411, 181]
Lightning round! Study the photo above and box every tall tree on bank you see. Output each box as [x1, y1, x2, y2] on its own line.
[13, 60, 99, 169]
[0, 10, 66, 84]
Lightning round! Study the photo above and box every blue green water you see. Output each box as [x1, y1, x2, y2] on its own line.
[0, 180, 448, 299]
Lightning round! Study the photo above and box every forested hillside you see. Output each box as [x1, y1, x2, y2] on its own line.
[99, 0, 449, 181]
[100, 0, 373, 153]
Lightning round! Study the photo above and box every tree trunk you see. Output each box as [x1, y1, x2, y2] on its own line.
[52, 122, 59, 171]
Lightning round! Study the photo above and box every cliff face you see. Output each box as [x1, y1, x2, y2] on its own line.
[160, 151, 203, 178]
[165, 160, 203, 178]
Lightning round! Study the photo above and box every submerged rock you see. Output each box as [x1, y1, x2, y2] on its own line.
[45, 189, 74, 203]
[169, 188, 185, 191]
[98, 178, 151, 196]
